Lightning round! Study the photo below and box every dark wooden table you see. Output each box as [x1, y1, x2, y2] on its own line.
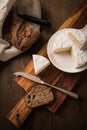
[0, 0, 87, 130]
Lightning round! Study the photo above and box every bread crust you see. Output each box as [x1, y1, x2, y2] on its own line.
[3, 10, 41, 51]
[25, 85, 54, 108]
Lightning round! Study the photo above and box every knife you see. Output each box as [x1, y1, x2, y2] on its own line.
[17, 14, 51, 28]
[14, 72, 79, 99]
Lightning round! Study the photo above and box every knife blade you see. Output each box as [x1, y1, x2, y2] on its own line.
[17, 14, 51, 28]
[14, 72, 79, 99]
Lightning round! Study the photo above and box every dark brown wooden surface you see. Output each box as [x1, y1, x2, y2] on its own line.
[0, 0, 87, 130]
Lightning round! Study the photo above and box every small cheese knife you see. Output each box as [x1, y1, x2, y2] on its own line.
[14, 72, 79, 99]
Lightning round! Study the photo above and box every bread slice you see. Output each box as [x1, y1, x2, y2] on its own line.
[32, 55, 50, 75]
[25, 85, 54, 108]
[3, 10, 41, 51]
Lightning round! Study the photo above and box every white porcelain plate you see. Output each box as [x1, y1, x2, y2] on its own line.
[47, 30, 87, 73]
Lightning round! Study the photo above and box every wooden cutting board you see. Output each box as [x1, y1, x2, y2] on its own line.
[7, 1, 87, 128]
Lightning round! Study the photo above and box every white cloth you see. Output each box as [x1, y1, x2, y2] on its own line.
[0, 0, 41, 61]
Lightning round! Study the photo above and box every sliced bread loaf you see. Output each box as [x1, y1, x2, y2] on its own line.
[3, 10, 41, 51]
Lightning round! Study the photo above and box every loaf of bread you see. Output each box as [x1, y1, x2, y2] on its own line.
[25, 85, 54, 108]
[2, 10, 41, 51]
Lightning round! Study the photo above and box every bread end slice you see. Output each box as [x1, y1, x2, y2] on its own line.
[25, 85, 54, 108]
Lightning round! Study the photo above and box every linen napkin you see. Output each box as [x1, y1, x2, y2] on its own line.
[0, 0, 41, 61]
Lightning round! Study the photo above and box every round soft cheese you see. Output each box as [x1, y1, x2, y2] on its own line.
[53, 28, 87, 68]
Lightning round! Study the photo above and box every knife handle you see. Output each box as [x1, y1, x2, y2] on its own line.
[17, 14, 51, 28]
[43, 82, 79, 99]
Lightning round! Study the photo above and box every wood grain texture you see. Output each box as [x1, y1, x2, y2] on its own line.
[7, 96, 32, 128]
[59, 1, 87, 29]
[7, 1, 87, 128]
